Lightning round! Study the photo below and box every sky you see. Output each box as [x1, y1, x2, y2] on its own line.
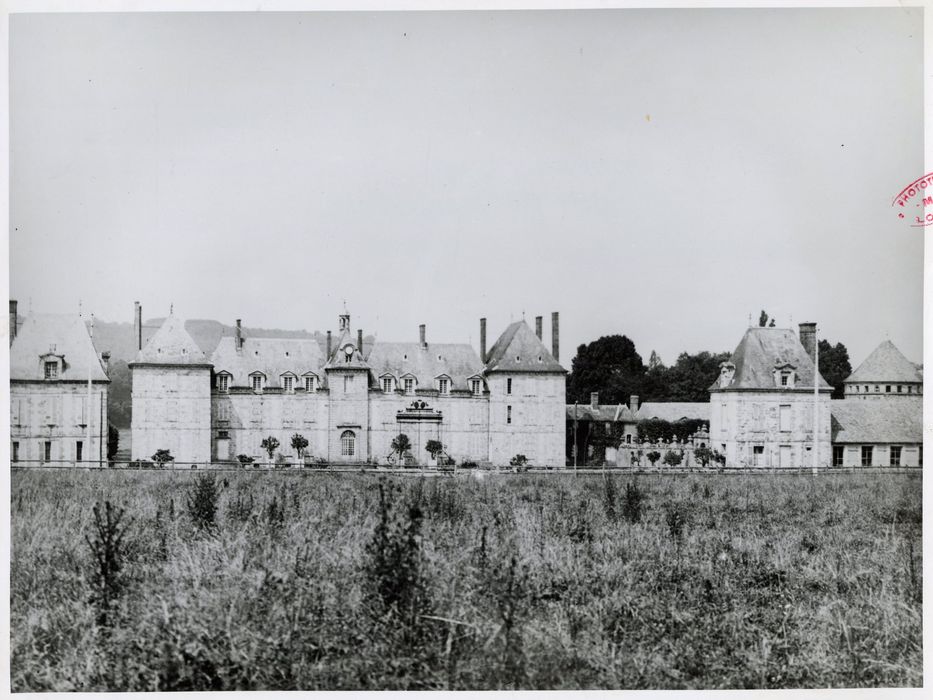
[9, 8, 925, 369]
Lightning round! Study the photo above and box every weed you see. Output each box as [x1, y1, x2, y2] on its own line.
[186, 475, 220, 532]
[665, 502, 689, 543]
[602, 474, 618, 521]
[85, 501, 132, 626]
[621, 481, 646, 523]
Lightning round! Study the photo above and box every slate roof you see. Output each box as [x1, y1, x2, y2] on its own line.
[11, 314, 109, 382]
[830, 400, 922, 444]
[211, 336, 327, 387]
[844, 340, 922, 384]
[323, 328, 371, 370]
[367, 342, 484, 391]
[566, 404, 636, 422]
[711, 327, 832, 391]
[637, 402, 710, 422]
[485, 321, 565, 373]
[134, 315, 209, 365]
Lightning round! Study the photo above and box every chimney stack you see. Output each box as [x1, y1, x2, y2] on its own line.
[799, 322, 817, 361]
[235, 319, 243, 350]
[101, 351, 111, 374]
[419, 324, 426, 348]
[480, 318, 487, 363]
[357, 329, 364, 358]
[630, 395, 640, 413]
[326, 330, 332, 359]
[535, 315, 543, 340]
[590, 392, 599, 409]
[551, 311, 560, 361]
[134, 301, 142, 351]
[9, 299, 17, 345]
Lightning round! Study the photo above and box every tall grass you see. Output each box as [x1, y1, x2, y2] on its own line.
[10, 470, 922, 690]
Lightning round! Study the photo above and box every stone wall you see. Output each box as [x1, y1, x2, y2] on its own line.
[131, 365, 211, 464]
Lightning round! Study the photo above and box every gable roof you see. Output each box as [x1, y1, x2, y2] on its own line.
[844, 340, 922, 384]
[134, 315, 209, 365]
[485, 321, 565, 373]
[11, 314, 109, 382]
[367, 342, 484, 391]
[711, 327, 832, 392]
[323, 328, 370, 370]
[566, 403, 636, 422]
[831, 400, 922, 444]
[636, 402, 710, 422]
[211, 336, 326, 387]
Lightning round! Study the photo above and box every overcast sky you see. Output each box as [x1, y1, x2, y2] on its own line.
[9, 8, 924, 368]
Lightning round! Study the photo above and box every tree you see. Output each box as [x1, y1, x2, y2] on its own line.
[658, 351, 732, 403]
[425, 439, 444, 462]
[151, 449, 174, 469]
[694, 445, 713, 469]
[663, 451, 684, 468]
[261, 436, 280, 463]
[567, 335, 646, 405]
[391, 433, 412, 463]
[290, 433, 309, 461]
[648, 350, 664, 371]
[646, 450, 661, 467]
[817, 339, 852, 400]
[107, 424, 119, 461]
[106, 360, 133, 428]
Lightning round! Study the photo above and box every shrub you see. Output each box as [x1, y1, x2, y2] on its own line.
[646, 450, 661, 467]
[510, 454, 529, 469]
[186, 474, 220, 532]
[236, 454, 254, 468]
[461, 461, 477, 469]
[425, 439, 444, 461]
[226, 492, 255, 524]
[663, 451, 684, 468]
[85, 501, 132, 626]
[665, 502, 689, 542]
[151, 449, 174, 469]
[290, 433, 309, 461]
[261, 436, 280, 463]
[602, 474, 619, 521]
[391, 434, 412, 464]
[694, 445, 713, 469]
[621, 481, 646, 523]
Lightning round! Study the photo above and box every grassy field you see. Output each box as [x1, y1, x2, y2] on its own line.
[10, 469, 923, 690]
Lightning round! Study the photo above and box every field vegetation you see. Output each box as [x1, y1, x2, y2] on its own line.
[10, 470, 922, 690]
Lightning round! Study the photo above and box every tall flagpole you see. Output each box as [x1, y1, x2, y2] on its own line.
[813, 324, 819, 475]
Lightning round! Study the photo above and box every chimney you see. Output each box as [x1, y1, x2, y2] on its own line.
[326, 330, 332, 359]
[9, 299, 17, 345]
[419, 324, 426, 348]
[590, 392, 599, 409]
[235, 319, 243, 350]
[480, 317, 487, 363]
[799, 322, 817, 361]
[535, 315, 543, 340]
[357, 329, 364, 358]
[134, 301, 142, 351]
[101, 351, 111, 374]
[551, 311, 560, 361]
[630, 394, 640, 413]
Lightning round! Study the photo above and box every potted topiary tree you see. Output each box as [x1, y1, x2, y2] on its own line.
[152, 449, 174, 470]
[260, 436, 280, 468]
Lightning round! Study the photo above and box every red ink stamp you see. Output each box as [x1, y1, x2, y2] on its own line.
[893, 173, 933, 227]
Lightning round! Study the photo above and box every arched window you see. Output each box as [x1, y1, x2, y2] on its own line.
[340, 430, 356, 457]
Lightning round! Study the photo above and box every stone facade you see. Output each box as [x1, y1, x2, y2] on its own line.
[131, 311, 567, 467]
[10, 313, 110, 465]
[709, 325, 833, 468]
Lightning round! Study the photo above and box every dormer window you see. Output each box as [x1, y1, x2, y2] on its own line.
[44, 361, 59, 379]
[438, 378, 450, 395]
[718, 362, 736, 388]
[404, 377, 415, 395]
[471, 378, 482, 395]
[250, 373, 264, 393]
[304, 375, 316, 392]
[217, 374, 229, 392]
[382, 376, 395, 393]
[282, 375, 295, 393]
[772, 364, 796, 388]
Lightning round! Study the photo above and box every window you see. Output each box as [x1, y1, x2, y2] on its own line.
[217, 375, 229, 392]
[76, 441, 83, 462]
[344, 375, 354, 392]
[43, 441, 51, 462]
[341, 430, 355, 457]
[305, 376, 316, 392]
[753, 445, 764, 466]
[885, 385, 891, 393]
[382, 377, 394, 393]
[471, 379, 481, 395]
[438, 378, 449, 395]
[907, 386, 913, 394]
[832, 445, 844, 466]
[625, 434, 632, 444]
[874, 385, 880, 392]
[251, 374, 263, 392]
[12, 442, 19, 463]
[507, 405, 512, 424]
[780, 374, 788, 386]
[216, 402, 230, 422]
[507, 378, 512, 395]
[44, 361, 58, 379]
[861, 446, 873, 467]
[779, 404, 792, 432]
[404, 378, 414, 394]
[282, 376, 294, 393]
[864, 385, 869, 392]
[890, 446, 902, 466]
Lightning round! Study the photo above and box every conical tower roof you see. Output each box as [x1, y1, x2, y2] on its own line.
[134, 314, 209, 365]
[845, 340, 922, 384]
